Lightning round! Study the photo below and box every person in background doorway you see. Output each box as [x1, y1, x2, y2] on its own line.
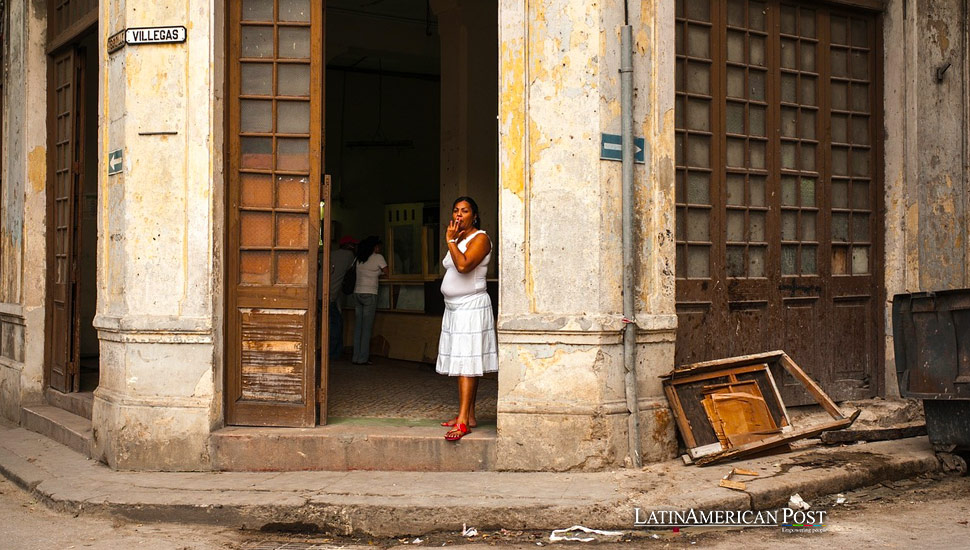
[437, 196, 496, 441]
[352, 236, 388, 365]
[328, 235, 358, 358]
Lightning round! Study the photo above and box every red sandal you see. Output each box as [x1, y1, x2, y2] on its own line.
[444, 423, 469, 441]
[441, 418, 477, 428]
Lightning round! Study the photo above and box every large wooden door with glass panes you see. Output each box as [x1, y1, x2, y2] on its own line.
[226, 0, 324, 426]
[674, 0, 882, 404]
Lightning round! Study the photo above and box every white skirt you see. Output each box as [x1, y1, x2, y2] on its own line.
[436, 292, 498, 377]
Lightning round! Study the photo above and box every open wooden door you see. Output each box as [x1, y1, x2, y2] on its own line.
[226, 0, 324, 427]
[46, 48, 82, 393]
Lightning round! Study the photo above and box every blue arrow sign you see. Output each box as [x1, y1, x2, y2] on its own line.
[600, 133, 645, 164]
[108, 149, 123, 175]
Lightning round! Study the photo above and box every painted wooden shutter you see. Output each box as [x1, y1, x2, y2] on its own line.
[227, 0, 323, 427]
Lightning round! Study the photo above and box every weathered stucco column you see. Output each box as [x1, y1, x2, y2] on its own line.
[882, 0, 969, 396]
[0, 0, 48, 422]
[91, 0, 223, 470]
[496, 0, 677, 470]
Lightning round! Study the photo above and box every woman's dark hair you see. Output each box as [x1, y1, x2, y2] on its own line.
[356, 236, 382, 263]
[452, 196, 481, 229]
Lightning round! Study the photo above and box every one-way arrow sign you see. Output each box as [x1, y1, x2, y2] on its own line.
[600, 133, 645, 164]
[108, 149, 123, 175]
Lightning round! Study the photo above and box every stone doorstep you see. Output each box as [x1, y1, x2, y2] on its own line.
[20, 404, 93, 458]
[44, 388, 94, 421]
[210, 423, 497, 472]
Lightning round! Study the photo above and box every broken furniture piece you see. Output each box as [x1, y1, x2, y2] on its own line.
[663, 351, 860, 466]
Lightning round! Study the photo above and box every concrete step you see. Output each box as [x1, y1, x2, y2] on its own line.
[44, 389, 94, 420]
[21, 404, 93, 458]
[211, 421, 496, 471]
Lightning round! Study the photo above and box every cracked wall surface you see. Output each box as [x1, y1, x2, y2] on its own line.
[883, 0, 969, 396]
[496, 0, 677, 470]
[0, 0, 49, 422]
[90, 0, 223, 470]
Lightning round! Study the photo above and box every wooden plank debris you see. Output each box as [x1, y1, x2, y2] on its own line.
[719, 479, 748, 491]
[717, 466, 760, 491]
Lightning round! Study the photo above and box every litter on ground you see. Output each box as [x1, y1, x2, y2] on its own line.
[789, 493, 812, 510]
[549, 525, 625, 542]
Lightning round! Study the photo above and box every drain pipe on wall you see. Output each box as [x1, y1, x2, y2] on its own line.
[620, 17, 642, 468]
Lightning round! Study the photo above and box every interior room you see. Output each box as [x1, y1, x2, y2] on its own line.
[323, 0, 498, 424]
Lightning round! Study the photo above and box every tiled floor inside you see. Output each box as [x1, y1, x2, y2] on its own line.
[325, 356, 498, 425]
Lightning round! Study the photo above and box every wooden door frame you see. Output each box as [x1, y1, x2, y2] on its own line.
[71, 41, 89, 391]
[317, 176, 331, 424]
[870, 9, 886, 398]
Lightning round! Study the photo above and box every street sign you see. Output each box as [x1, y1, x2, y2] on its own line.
[108, 149, 123, 176]
[107, 30, 126, 53]
[124, 26, 187, 45]
[600, 133, 645, 164]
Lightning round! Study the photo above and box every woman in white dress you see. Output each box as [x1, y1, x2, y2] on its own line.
[437, 196, 497, 441]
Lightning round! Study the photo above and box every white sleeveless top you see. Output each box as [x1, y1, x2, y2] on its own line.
[440, 230, 490, 299]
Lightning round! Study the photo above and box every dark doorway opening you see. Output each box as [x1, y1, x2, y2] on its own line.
[76, 31, 100, 394]
[323, 0, 499, 425]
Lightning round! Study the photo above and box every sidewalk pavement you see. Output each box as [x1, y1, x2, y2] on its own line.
[0, 418, 943, 537]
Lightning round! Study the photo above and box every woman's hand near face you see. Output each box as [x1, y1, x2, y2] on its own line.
[446, 219, 460, 242]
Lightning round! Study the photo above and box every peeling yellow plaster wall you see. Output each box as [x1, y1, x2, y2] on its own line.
[928, 18, 950, 56]
[636, 28, 649, 54]
[27, 147, 46, 193]
[499, 39, 526, 198]
[905, 202, 920, 287]
[608, 99, 621, 118]
[528, 119, 553, 167]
